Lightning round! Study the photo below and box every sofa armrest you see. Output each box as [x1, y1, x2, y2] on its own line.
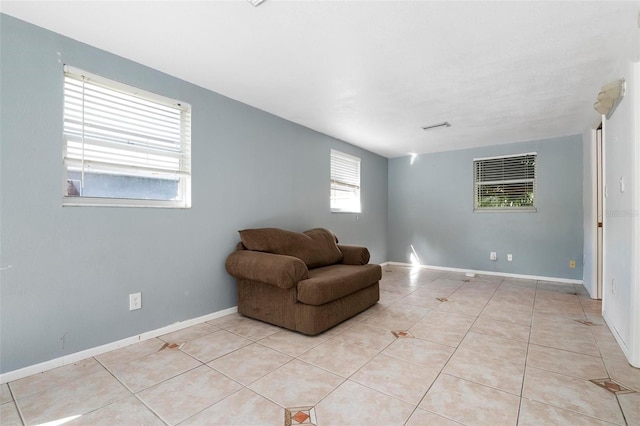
[337, 244, 370, 265]
[225, 251, 309, 289]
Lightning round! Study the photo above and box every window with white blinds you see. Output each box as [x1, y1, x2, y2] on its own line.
[330, 149, 361, 213]
[62, 66, 191, 207]
[474, 153, 536, 211]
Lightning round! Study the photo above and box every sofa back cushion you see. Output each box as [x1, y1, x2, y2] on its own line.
[239, 227, 343, 268]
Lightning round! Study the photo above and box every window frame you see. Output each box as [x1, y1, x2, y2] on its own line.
[330, 149, 361, 213]
[473, 152, 537, 213]
[62, 65, 192, 208]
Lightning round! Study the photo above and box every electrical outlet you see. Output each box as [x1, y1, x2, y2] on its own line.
[490, 252, 497, 261]
[507, 254, 513, 262]
[569, 260, 576, 269]
[129, 292, 142, 311]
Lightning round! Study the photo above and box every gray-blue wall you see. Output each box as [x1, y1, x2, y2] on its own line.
[388, 135, 583, 280]
[0, 15, 388, 373]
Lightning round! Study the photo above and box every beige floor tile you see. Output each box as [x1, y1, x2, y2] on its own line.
[206, 312, 243, 327]
[159, 323, 219, 344]
[500, 278, 538, 288]
[180, 388, 282, 425]
[405, 408, 463, 425]
[351, 354, 439, 405]
[361, 304, 429, 330]
[107, 347, 201, 392]
[66, 395, 163, 425]
[526, 344, 607, 380]
[95, 338, 166, 368]
[537, 282, 580, 293]
[207, 343, 292, 385]
[522, 367, 625, 424]
[618, 392, 640, 425]
[298, 339, 379, 377]
[381, 337, 454, 370]
[1, 383, 13, 405]
[379, 289, 406, 304]
[315, 380, 414, 425]
[529, 327, 601, 357]
[531, 312, 592, 331]
[470, 317, 530, 342]
[409, 310, 475, 347]
[0, 402, 22, 426]
[602, 357, 640, 392]
[596, 339, 629, 363]
[432, 298, 486, 317]
[137, 365, 242, 425]
[420, 374, 520, 426]
[219, 317, 282, 340]
[443, 348, 525, 395]
[399, 288, 443, 309]
[9, 357, 106, 399]
[181, 329, 251, 362]
[257, 330, 329, 357]
[518, 398, 616, 426]
[248, 359, 343, 407]
[330, 322, 396, 351]
[479, 304, 532, 326]
[15, 368, 130, 425]
[458, 332, 528, 365]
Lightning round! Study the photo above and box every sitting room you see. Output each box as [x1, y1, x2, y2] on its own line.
[1, 1, 639, 425]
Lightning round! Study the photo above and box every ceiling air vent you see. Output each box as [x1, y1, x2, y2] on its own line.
[422, 121, 451, 131]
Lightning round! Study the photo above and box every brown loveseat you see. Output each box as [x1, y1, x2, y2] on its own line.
[225, 227, 381, 335]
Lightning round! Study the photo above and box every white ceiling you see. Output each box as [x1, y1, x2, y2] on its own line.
[2, 1, 639, 158]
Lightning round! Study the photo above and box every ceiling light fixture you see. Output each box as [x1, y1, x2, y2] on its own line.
[593, 79, 625, 116]
[421, 121, 451, 131]
[247, 0, 267, 6]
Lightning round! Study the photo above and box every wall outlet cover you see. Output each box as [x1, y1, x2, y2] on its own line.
[129, 292, 142, 310]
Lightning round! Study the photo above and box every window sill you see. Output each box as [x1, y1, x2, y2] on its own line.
[62, 197, 191, 209]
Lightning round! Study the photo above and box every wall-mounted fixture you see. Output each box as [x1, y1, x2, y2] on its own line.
[248, 0, 267, 6]
[422, 121, 451, 131]
[593, 79, 625, 117]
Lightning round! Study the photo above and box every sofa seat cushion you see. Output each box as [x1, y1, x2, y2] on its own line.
[297, 264, 382, 306]
[239, 227, 343, 268]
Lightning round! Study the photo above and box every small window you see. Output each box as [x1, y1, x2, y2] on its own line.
[62, 66, 191, 208]
[330, 149, 361, 213]
[474, 153, 536, 211]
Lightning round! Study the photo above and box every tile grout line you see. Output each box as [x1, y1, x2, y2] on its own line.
[6, 382, 27, 426]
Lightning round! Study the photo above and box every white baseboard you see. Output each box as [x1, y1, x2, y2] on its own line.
[382, 261, 583, 285]
[0, 306, 237, 384]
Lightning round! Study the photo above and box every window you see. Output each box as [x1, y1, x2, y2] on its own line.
[474, 153, 536, 211]
[62, 66, 191, 208]
[330, 149, 361, 213]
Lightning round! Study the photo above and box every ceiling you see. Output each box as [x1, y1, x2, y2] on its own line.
[1, 1, 639, 158]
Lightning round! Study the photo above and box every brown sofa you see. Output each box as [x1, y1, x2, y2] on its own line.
[225, 227, 381, 335]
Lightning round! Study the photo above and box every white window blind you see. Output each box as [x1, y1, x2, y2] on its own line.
[63, 66, 191, 207]
[474, 153, 536, 211]
[330, 149, 361, 213]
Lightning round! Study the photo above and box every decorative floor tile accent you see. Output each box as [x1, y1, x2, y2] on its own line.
[158, 342, 181, 351]
[436, 297, 449, 302]
[391, 330, 414, 338]
[589, 378, 636, 395]
[574, 319, 601, 326]
[284, 406, 317, 426]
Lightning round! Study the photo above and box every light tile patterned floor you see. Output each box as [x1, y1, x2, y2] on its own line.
[2, 266, 639, 425]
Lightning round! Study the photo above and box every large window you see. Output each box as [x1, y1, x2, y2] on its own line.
[63, 66, 191, 208]
[330, 149, 361, 213]
[474, 153, 536, 211]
